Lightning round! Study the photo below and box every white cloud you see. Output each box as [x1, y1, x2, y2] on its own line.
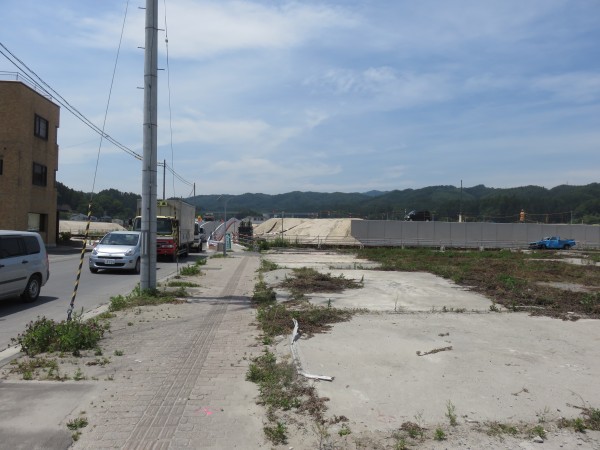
[169, 116, 299, 154]
[70, 1, 357, 59]
[4, 0, 600, 195]
[305, 67, 453, 113]
[532, 72, 600, 103]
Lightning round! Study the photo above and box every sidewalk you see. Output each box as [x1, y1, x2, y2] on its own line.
[0, 250, 267, 449]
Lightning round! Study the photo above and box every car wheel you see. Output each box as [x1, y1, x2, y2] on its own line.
[134, 258, 141, 274]
[563, 244, 570, 250]
[21, 274, 41, 303]
[90, 267, 99, 273]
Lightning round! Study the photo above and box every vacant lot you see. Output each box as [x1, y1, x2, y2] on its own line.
[357, 247, 600, 320]
[258, 248, 600, 449]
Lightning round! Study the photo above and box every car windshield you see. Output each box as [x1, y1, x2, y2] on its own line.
[157, 218, 174, 234]
[101, 233, 139, 246]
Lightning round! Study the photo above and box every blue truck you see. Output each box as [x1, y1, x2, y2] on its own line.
[529, 236, 576, 250]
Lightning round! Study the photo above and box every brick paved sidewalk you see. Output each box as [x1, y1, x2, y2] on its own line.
[72, 252, 267, 449]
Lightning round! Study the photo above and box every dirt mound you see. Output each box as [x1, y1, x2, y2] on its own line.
[254, 218, 359, 245]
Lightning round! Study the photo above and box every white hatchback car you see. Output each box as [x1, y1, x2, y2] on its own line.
[0, 230, 50, 302]
[89, 231, 142, 274]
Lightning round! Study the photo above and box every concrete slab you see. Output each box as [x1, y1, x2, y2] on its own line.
[0, 381, 99, 450]
[263, 251, 492, 312]
[291, 313, 600, 426]
[263, 249, 600, 449]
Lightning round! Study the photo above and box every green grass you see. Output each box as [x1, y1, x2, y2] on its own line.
[338, 424, 351, 436]
[434, 428, 446, 441]
[180, 264, 200, 276]
[259, 259, 279, 272]
[263, 421, 287, 444]
[66, 416, 88, 431]
[446, 400, 457, 426]
[166, 281, 200, 288]
[529, 424, 547, 439]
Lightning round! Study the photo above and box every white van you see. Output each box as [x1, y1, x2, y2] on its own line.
[0, 231, 49, 302]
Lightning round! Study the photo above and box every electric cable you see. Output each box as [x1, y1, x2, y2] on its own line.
[0, 44, 196, 190]
[68, 0, 132, 321]
[163, 0, 178, 200]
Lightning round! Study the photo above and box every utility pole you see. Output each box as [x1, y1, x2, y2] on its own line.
[140, 0, 158, 290]
[459, 179, 463, 223]
[162, 159, 166, 200]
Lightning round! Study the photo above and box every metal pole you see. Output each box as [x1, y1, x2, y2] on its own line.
[459, 179, 463, 223]
[140, 0, 158, 290]
[223, 198, 227, 256]
[162, 159, 166, 200]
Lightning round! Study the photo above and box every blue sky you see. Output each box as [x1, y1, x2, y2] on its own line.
[2, 0, 599, 196]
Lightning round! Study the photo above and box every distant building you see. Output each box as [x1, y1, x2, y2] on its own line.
[0, 79, 60, 245]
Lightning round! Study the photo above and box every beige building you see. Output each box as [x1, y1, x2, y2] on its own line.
[0, 80, 59, 245]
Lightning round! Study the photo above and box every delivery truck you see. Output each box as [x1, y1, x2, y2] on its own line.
[133, 199, 196, 261]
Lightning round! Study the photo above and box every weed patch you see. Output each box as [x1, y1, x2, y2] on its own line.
[256, 302, 354, 338]
[434, 427, 446, 440]
[263, 421, 287, 444]
[485, 421, 519, 437]
[259, 259, 279, 272]
[562, 406, 600, 431]
[6, 357, 65, 380]
[252, 277, 277, 304]
[67, 416, 88, 430]
[247, 349, 329, 443]
[279, 267, 363, 297]
[180, 264, 200, 276]
[529, 424, 547, 439]
[256, 237, 289, 252]
[109, 285, 184, 312]
[12, 315, 106, 357]
[357, 247, 600, 319]
[167, 281, 200, 288]
[446, 400, 458, 426]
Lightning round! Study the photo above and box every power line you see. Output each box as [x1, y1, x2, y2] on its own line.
[0, 42, 195, 189]
[0, 43, 142, 160]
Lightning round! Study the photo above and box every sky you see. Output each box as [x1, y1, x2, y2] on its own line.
[1, 0, 599, 197]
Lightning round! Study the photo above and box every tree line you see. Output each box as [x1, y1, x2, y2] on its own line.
[58, 182, 600, 224]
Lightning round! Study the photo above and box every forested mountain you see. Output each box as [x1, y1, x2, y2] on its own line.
[57, 182, 600, 224]
[57, 182, 140, 221]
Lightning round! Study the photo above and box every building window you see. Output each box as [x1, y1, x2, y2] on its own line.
[28, 213, 47, 232]
[34, 114, 48, 140]
[32, 162, 47, 186]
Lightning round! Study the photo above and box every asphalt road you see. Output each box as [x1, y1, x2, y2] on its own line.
[0, 250, 199, 351]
